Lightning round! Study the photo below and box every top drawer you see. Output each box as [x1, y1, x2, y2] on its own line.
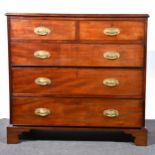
[80, 21, 145, 41]
[9, 18, 76, 40]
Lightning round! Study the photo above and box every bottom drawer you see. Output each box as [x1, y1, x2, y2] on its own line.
[11, 97, 143, 127]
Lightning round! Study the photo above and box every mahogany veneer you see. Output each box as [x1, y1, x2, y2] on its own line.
[80, 21, 145, 41]
[6, 13, 149, 145]
[11, 43, 144, 67]
[10, 19, 76, 40]
[12, 68, 143, 97]
[12, 97, 143, 127]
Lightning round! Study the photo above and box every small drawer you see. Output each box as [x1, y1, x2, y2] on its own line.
[12, 68, 143, 98]
[11, 43, 144, 67]
[80, 21, 145, 41]
[9, 18, 76, 40]
[12, 97, 143, 127]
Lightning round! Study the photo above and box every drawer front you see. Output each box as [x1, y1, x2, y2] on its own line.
[12, 68, 143, 98]
[11, 43, 144, 67]
[80, 21, 144, 41]
[12, 97, 143, 127]
[10, 18, 76, 40]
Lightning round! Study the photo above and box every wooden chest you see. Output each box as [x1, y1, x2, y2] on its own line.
[6, 13, 149, 145]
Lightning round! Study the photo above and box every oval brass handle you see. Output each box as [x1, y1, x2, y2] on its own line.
[34, 108, 51, 117]
[103, 28, 120, 36]
[103, 78, 119, 87]
[103, 109, 119, 118]
[34, 26, 51, 36]
[34, 50, 51, 59]
[35, 77, 51, 86]
[103, 51, 120, 60]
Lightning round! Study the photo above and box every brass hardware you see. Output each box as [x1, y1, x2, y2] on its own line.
[35, 77, 51, 86]
[34, 50, 51, 59]
[103, 28, 120, 36]
[34, 26, 51, 36]
[103, 109, 119, 117]
[103, 51, 120, 60]
[34, 108, 51, 117]
[103, 78, 119, 87]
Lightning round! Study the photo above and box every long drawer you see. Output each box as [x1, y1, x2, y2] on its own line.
[80, 21, 145, 41]
[12, 97, 143, 127]
[11, 43, 144, 67]
[12, 68, 143, 98]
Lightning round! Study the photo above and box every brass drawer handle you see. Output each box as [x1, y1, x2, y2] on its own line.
[103, 51, 120, 60]
[103, 109, 119, 118]
[34, 26, 51, 36]
[34, 108, 51, 117]
[35, 77, 51, 86]
[103, 78, 119, 87]
[34, 50, 51, 59]
[103, 28, 120, 36]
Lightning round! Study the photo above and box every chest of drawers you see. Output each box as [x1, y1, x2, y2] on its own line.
[6, 13, 149, 145]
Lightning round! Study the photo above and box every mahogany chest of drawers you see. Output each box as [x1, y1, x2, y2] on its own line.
[6, 13, 149, 145]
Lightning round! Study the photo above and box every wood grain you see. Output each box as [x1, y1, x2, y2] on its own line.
[12, 97, 143, 127]
[10, 18, 76, 40]
[11, 43, 144, 67]
[12, 68, 143, 97]
[80, 21, 145, 41]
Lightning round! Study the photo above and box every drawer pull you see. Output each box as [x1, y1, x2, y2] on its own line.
[34, 50, 51, 59]
[35, 77, 51, 86]
[34, 26, 51, 36]
[103, 78, 119, 87]
[103, 28, 120, 36]
[103, 51, 120, 60]
[34, 108, 51, 117]
[103, 109, 119, 118]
